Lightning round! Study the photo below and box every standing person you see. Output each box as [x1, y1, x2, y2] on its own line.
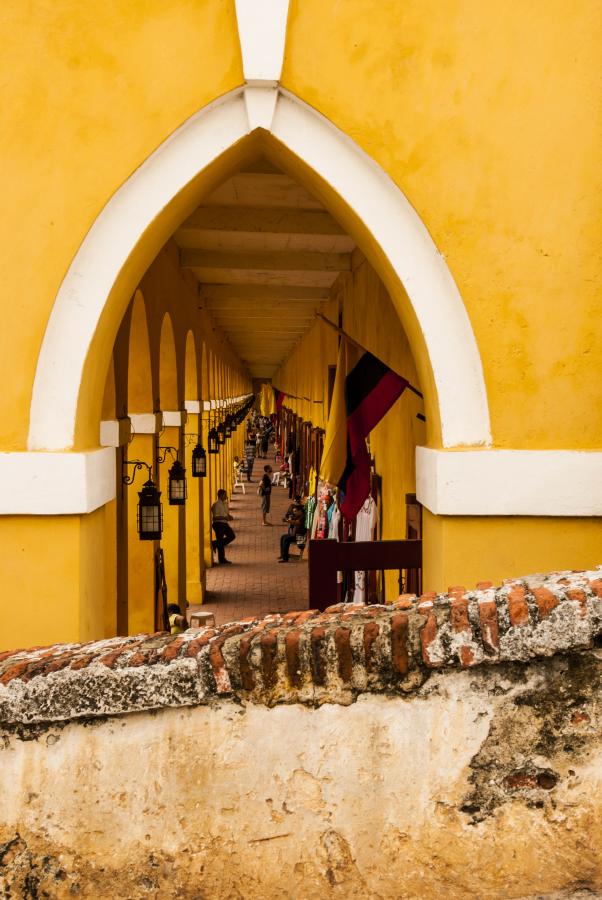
[278, 495, 306, 562]
[211, 488, 235, 565]
[244, 439, 256, 482]
[256, 430, 263, 459]
[261, 428, 269, 459]
[258, 465, 273, 525]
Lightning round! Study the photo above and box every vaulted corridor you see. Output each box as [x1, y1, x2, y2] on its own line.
[192, 451, 308, 626]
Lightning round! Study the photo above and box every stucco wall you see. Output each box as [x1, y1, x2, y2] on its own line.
[2, 568, 602, 898]
[2, 666, 602, 900]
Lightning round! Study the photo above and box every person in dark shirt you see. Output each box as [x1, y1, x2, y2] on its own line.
[278, 495, 306, 562]
[244, 440, 256, 482]
[259, 465, 272, 525]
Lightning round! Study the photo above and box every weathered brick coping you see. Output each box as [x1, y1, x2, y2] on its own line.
[1, 568, 601, 725]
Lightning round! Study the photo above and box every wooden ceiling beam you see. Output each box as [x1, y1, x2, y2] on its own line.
[180, 206, 345, 235]
[201, 284, 329, 301]
[209, 311, 315, 321]
[202, 173, 322, 209]
[220, 328, 307, 337]
[182, 250, 351, 272]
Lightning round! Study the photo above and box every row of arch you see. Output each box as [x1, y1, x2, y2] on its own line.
[103, 270, 251, 635]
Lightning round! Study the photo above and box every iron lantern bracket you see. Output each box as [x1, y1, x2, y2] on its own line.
[157, 446, 179, 465]
[122, 459, 153, 486]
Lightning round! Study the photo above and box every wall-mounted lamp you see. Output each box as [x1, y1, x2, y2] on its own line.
[158, 446, 187, 505]
[192, 443, 207, 477]
[123, 460, 162, 540]
[184, 433, 207, 478]
[216, 421, 227, 445]
[208, 423, 219, 454]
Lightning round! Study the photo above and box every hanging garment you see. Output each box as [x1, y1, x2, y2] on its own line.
[328, 503, 341, 540]
[354, 496, 379, 602]
[304, 495, 317, 531]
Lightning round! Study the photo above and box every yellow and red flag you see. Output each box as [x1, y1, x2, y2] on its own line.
[320, 339, 407, 519]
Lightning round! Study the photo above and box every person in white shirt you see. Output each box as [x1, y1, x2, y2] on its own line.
[211, 489, 235, 565]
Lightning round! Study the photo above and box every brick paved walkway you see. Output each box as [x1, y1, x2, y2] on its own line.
[190, 465, 308, 625]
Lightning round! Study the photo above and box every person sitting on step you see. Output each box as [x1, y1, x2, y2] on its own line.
[167, 603, 187, 634]
[278, 495, 306, 562]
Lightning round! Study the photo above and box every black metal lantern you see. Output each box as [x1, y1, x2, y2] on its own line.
[208, 426, 220, 454]
[217, 420, 227, 445]
[224, 414, 233, 439]
[167, 459, 187, 505]
[191, 442, 207, 477]
[137, 478, 163, 540]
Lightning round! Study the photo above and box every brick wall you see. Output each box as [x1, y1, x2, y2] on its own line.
[2, 566, 602, 898]
[1, 566, 600, 725]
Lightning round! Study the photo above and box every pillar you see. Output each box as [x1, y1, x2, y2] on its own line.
[127, 433, 156, 635]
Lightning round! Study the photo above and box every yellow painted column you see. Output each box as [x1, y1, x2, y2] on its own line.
[202, 410, 213, 570]
[103, 497, 118, 638]
[185, 414, 203, 603]
[0, 508, 110, 650]
[158, 427, 180, 607]
[127, 434, 156, 635]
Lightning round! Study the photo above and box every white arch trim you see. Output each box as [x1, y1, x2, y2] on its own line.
[28, 86, 490, 452]
[14, 85, 602, 517]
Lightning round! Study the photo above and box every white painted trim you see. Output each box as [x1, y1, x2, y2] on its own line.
[184, 400, 201, 415]
[244, 86, 278, 131]
[202, 401, 212, 413]
[28, 90, 250, 451]
[0, 449, 115, 515]
[234, 0, 289, 84]
[416, 447, 602, 516]
[130, 413, 162, 435]
[162, 410, 187, 427]
[28, 87, 490, 454]
[100, 418, 131, 448]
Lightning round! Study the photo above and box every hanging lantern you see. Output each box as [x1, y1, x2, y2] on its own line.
[168, 459, 187, 505]
[191, 442, 207, 477]
[224, 414, 233, 439]
[217, 421, 227, 445]
[208, 426, 220, 454]
[137, 478, 162, 540]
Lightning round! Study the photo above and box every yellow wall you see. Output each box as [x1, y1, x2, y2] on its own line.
[0, 510, 108, 649]
[282, 0, 602, 450]
[424, 513, 602, 594]
[3, 1, 598, 452]
[0, 0, 243, 450]
[0, 2, 599, 646]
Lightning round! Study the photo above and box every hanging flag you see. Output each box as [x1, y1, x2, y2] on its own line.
[320, 339, 408, 519]
[259, 382, 276, 417]
[273, 387, 286, 412]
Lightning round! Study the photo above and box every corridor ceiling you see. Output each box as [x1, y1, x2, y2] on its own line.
[174, 160, 355, 379]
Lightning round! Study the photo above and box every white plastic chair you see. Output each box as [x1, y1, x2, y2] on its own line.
[233, 467, 246, 494]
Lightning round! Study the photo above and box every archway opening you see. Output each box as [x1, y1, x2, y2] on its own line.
[103, 150, 425, 625]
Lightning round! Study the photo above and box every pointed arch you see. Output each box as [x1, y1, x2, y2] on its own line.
[184, 331, 199, 401]
[159, 314, 178, 411]
[27, 86, 490, 454]
[127, 290, 153, 414]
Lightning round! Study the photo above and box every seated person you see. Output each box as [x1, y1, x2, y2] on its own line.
[278, 495, 306, 563]
[167, 603, 187, 634]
